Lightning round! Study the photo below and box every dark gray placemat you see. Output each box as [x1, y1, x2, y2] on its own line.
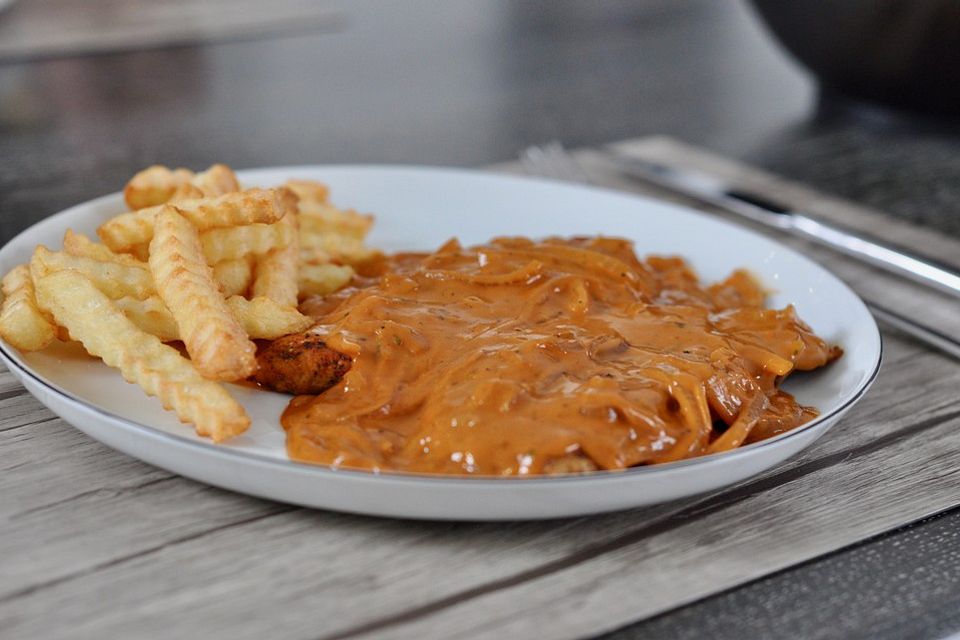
[604, 509, 960, 640]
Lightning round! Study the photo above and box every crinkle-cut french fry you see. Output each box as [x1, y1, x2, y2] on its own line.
[98, 209, 153, 254]
[98, 188, 287, 252]
[34, 270, 249, 441]
[201, 222, 296, 264]
[298, 263, 354, 297]
[117, 295, 312, 341]
[179, 188, 286, 229]
[252, 212, 299, 307]
[278, 185, 300, 217]
[226, 295, 313, 338]
[114, 295, 179, 341]
[299, 231, 381, 267]
[170, 183, 204, 202]
[149, 206, 257, 381]
[299, 226, 374, 251]
[0, 264, 58, 351]
[128, 243, 150, 262]
[284, 179, 329, 205]
[298, 202, 373, 240]
[299, 246, 332, 266]
[212, 257, 253, 297]
[123, 165, 195, 210]
[192, 164, 240, 197]
[63, 229, 147, 268]
[31, 246, 155, 300]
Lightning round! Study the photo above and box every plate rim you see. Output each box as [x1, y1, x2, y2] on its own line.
[0, 163, 884, 485]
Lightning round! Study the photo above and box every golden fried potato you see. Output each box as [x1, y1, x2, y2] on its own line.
[178, 188, 287, 229]
[123, 165, 194, 210]
[298, 203, 373, 241]
[116, 294, 312, 341]
[63, 229, 146, 267]
[170, 183, 205, 202]
[212, 257, 254, 297]
[128, 244, 150, 262]
[99, 188, 287, 253]
[191, 163, 240, 197]
[284, 179, 329, 205]
[299, 246, 332, 266]
[287, 183, 379, 270]
[278, 185, 301, 212]
[96, 208, 159, 253]
[34, 269, 250, 441]
[230, 296, 313, 339]
[113, 295, 179, 341]
[149, 206, 257, 381]
[298, 263, 354, 297]
[200, 222, 296, 264]
[0, 264, 58, 351]
[252, 212, 299, 307]
[31, 246, 155, 300]
[299, 232, 381, 267]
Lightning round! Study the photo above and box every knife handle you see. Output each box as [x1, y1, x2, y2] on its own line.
[789, 214, 960, 299]
[866, 300, 960, 361]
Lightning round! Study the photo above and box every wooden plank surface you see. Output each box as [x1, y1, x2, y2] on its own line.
[2, 137, 960, 639]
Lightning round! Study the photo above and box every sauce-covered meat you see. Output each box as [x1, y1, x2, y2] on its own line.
[255, 333, 351, 396]
[281, 236, 841, 475]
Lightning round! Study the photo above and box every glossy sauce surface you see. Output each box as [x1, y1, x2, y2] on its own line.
[284, 237, 841, 475]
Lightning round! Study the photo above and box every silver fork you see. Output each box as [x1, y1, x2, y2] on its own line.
[519, 141, 960, 360]
[519, 141, 593, 185]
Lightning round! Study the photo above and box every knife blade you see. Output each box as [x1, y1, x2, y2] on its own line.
[602, 150, 960, 300]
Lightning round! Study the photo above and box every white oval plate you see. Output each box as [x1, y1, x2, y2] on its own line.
[0, 166, 881, 520]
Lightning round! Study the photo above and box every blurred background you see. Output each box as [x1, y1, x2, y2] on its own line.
[1, 0, 958, 239]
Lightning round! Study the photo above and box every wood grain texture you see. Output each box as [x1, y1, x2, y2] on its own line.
[2, 138, 960, 639]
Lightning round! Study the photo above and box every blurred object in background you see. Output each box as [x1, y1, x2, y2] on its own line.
[0, 0, 342, 62]
[751, 0, 960, 117]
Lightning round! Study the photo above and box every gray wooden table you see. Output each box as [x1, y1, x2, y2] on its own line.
[3, 1, 960, 636]
[2, 137, 959, 639]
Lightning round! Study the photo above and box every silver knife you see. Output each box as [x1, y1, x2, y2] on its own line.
[603, 150, 960, 300]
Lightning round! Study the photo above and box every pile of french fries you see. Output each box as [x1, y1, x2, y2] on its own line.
[0, 164, 378, 441]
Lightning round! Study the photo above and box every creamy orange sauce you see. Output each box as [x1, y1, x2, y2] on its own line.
[284, 237, 841, 475]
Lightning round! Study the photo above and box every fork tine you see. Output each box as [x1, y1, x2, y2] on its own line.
[541, 141, 572, 182]
[522, 141, 592, 185]
[519, 144, 549, 177]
